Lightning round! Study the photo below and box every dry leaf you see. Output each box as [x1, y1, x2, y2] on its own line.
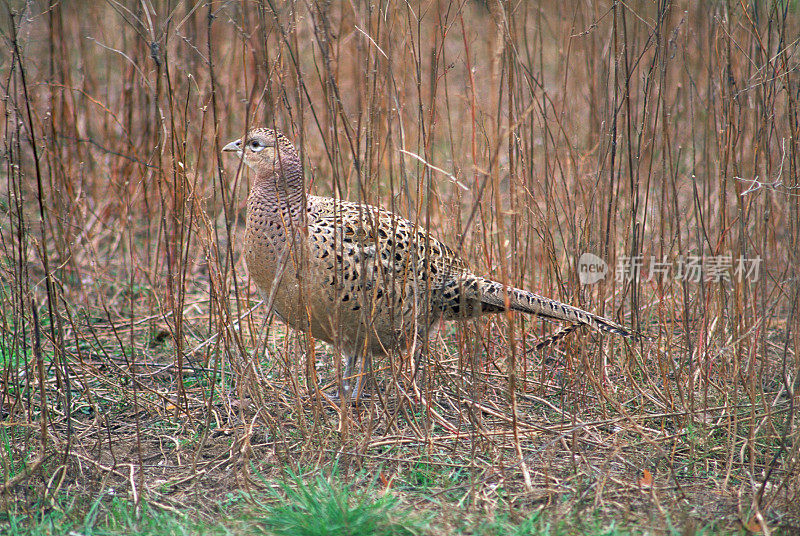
[744, 516, 763, 533]
[379, 471, 393, 491]
[638, 468, 653, 487]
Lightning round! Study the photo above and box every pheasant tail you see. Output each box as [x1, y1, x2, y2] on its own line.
[467, 275, 634, 338]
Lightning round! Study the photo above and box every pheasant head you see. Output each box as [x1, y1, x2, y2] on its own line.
[223, 127, 303, 203]
[223, 128, 298, 169]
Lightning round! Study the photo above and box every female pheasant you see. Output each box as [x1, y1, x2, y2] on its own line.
[223, 128, 633, 398]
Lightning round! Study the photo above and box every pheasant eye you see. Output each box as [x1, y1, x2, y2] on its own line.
[249, 140, 266, 152]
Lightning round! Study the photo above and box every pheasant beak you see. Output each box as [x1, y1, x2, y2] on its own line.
[222, 139, 242, 155]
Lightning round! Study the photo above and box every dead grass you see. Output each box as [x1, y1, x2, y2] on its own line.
[1, 0, 799, 533]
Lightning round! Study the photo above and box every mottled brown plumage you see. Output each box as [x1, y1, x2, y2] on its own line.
[223, 128, 633, 397]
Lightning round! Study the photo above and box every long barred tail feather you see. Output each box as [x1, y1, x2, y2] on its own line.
[471, 276, 637, 340]
[531, 323, 585, 351]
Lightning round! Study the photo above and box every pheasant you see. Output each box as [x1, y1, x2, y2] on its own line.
[223, 128, 633, 398]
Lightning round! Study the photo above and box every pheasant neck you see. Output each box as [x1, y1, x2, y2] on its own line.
[249, 162, 306, 225]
